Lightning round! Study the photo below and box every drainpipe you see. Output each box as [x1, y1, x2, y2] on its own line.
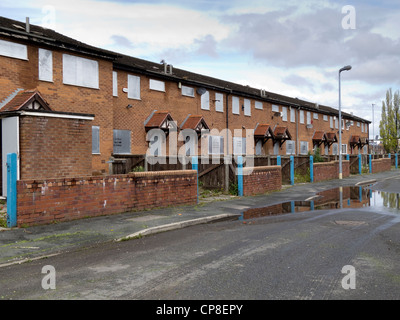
[296, 107, 300, 155]
[224, 90, 231, 193]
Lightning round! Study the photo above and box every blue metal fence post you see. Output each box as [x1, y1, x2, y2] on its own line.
[276, 155, 281, 166]
[346, 154, 349, 161]
[310, 155, 313, 183]
[290, 156, 294, 185]
[6, 153, 17, 228]
[369, 154, 372, 173]
[237, 156, 243, 197]
[191, 156, 199, 203]
[358, 154, 362, 174]
[396, 153, 398, 169]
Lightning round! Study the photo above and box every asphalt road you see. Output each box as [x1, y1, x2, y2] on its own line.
[1, 192, 400, 301]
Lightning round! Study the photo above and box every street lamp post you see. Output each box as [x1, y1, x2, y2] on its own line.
[338, 65, 352, 179]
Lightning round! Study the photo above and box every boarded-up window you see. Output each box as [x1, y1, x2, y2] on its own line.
[113, 71, 118, 97]
[209, 136, 224, 155]
[215, 93, 224, 112]
[300, 141, 309, 155]
[0, 39, 27, 60]
[282, 107, 287, 121]
[232, 96, 239, 115]
[38, 48, 53, 82]
[92, 126, 100, 154]
[233, 137, 246, 155]
[300, 110, 305, 124]
[128, 75, 140, 99]
[113, 130, 131, 154]
[63, 54, 99, 89]
[244, 99, 251, 116]
[255, 101, 263, 110]
[201, 91, 210, 110]
[182, 85, 194, 97]
[286, 140, 295, 155]
[149, 79, 165, 92]
[290, 108, 295, 122]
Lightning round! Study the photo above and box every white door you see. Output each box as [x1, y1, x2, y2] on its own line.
[2, 117, 20, 197]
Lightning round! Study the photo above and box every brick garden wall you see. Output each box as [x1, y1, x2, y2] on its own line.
[242, 165, 282, 196]
[16, 170, 197, 227]
[19, 115, 93, 180]
[313, 160, 349, 182]
[371, 158, 391, 174]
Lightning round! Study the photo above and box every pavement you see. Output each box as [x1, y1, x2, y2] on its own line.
[0, 169, 399, 267]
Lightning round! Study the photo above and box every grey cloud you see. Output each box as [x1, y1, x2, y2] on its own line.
[111, 35, 135, 49]
[220, 5, 400, 86]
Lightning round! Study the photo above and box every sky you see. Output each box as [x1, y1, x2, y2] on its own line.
[2, 0, 400, 140]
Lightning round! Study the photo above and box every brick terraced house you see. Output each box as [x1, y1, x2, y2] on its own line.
[0, 16, 370, 196]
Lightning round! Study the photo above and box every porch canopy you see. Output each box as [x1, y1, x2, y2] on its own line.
[144, 110, 177, 133]
[254, 123, 274, 146]
[180, 114, 209, 134]
[312, 131, 327, 148]
[272, 126, 292, 147]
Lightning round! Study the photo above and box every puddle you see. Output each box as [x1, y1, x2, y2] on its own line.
[241, 186, 400, 220]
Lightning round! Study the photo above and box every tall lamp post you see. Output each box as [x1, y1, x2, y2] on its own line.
[338, 65, 352, 179]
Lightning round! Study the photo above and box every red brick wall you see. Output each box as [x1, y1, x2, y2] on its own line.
[0, 36, 114, 174]
[16, 170, 197, 226]
[371, 158, 391, 173]
[313, 160, 349, 182]
[242, 165, 282, 196]
[19, 115, 93, 180]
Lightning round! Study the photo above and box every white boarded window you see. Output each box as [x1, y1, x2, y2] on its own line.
[113, 71, 118, 97]
[215, 93, 224, 112]
[232, 96, 239, 114]
[313, 113, 319, 120]
[361, 123, 364, 132]
[0, 39, 27, 60]
[272, 104, 279, 112]
[332, 143, 338, 155]
[182, 85, 194, 97]
[149, 79, 165, 92]
[63, 54, 99, 89]
[357, 122, 360, 127]
[300, 141, 309, 155]
[233, 137, 246, 155]
[286, 140, 296, 155]
[113, 130, 131, 154]
[128, 75, 140, 99]
[201, 90, 210, 110]
[330, 116, 334, 128]
[323, 115, 328, 121]
[290, 108, 295, 123]
[92, 126, 100, 154]
[255, 101, 263, 110]
[300, 110, 305, 124]
[335, 117, 339, 129]
[282, 106, 287, 121]
[342, 144, 347, 154]
[307, 111, 311, 125]
[208, 136, 224, 155]
[244, 99, 251, 116]
[38, 48, 53, 82]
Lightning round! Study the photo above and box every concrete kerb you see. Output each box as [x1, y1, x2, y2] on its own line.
[116, 213, 239, 242]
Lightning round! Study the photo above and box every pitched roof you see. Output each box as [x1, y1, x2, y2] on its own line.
[325, 132, 338, 142]
[254, 124, 274, 138]
[0, 89, 51, 112]
[180, 115, 209, 132]
[144, 111, 176, 131]
[312, 131, 327, 141]
[273, 126, 291, 140]
[0, 16, 371, 124]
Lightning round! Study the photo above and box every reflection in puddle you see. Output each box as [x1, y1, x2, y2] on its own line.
[241, 186, 400, 220]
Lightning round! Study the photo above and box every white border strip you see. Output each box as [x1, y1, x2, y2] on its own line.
[19, 111, 94, 121]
